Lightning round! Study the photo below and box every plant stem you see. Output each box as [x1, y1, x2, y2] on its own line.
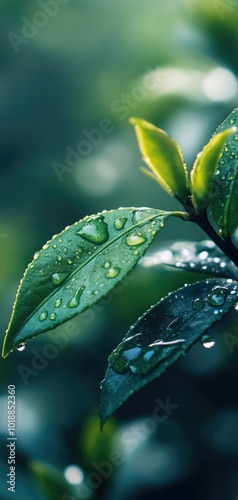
[194, 214, 238, 268]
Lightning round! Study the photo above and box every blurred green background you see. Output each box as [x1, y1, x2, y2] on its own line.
[1, 0, 238, 499]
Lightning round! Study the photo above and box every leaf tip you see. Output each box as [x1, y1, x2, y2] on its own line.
[129, 116, 144, 127]
[2, 338, 10, 358]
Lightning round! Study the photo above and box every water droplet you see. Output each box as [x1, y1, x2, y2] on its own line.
[67, 259, 73, 265]
[227, 171, 234, 181]
[192, 298, 204, 311]
[16, 343, 26, 352]
[199, 251, 208, 260]
[234, 133, 238, 141]
[132, 208, 150, 224]
[105, 266, 121, 278]
[207, 286, 229, 306]
[229, 118, 235, 125]
[50, 313, 56, 320]
[51, 272, 70, 287]
[68, 286, 85, 308]
[108, 334, 143, 373]
[52, 244, 57, 249]
[43, 243, 49, 250]
[126, 234, 146, 247]
[234, 303, 238, 311]
[39, 312, 48, 321]
[55, 298, 62, 308]
[102, 261, 111, 269]
[201, 335, 216, 349]
[57, 256, 62, 261]
[76, 217, 109, 245]
[34, 251, 41, 260]
[114, 217, 127, 230]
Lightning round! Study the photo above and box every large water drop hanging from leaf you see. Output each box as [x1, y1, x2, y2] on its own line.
[16, 343, 26, 352]
[201, 335, 216, 349]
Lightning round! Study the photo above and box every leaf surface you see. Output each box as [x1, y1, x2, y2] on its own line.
[100, 278, 238, 427]
[140, 240, 238, 279]
[191, 128, 234, 211]
[130, 117, 189, 202]
[2, 208, 173, 357]
[210, 108, 238, 236]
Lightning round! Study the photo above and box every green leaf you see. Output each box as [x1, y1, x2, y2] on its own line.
[140, 240, 238, 279]
[190, 128, 235, 211]
[130, 117, 189, 202]
[100, 278, 238, 427]
[2, 207, 174, 357]
[210, 108, 238, 236]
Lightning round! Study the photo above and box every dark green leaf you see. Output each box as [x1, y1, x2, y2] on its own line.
[130, 117, 189, 202]
[140, 240, 238, 279]
[210, 108, 238, 236]
[100, 278, 238, 427]
[190, 128, 234, 211]
[2, 208, 174, 357]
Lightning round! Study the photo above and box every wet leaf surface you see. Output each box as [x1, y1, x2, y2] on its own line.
[100, 278, 238, 427]
[140, 240, 238, 279]
[210, 108, 238, 236]
[2, 208, 173, 357]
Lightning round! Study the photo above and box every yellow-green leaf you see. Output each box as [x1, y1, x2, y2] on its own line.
[191, 128, 235, 211]
[130, 117, 189, 202]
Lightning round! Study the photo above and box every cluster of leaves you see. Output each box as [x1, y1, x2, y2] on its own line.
[2, 108, 238, 428]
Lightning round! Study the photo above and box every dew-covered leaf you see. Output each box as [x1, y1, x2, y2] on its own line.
[140, 240, 238, 279]
[2, 208, 174, 357]
[100, 279, 238, 427]
[210, 108, 238, 236]
[190, 128, 235, 211]
[130, 117, 189, 202]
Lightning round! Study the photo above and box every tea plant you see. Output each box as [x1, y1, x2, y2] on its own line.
[2, 108, 238, 428]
